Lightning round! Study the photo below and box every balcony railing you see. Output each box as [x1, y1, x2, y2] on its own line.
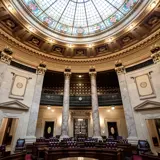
[40, 93, 122, 107]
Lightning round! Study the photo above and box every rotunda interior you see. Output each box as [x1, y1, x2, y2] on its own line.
[0, 0, 160, 160]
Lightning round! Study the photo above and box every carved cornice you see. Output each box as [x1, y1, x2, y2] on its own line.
[0, 28, 160, 64]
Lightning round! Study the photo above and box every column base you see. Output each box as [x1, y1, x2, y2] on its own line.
[60, 135, 70, 141]
[25, 136, 36, 143]
[127, 136, 138, 145]
[92, 136, 103, 141]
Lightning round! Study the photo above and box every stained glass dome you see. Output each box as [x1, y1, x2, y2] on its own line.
[21, 0, 139, 37]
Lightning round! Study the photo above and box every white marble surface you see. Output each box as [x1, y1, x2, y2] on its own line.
[124, 63, 160, 148]
[0, 64, 37, 150]
[26, 74, 44, 142]
[60, 73, 71, 139]
[118, 73, 138, 144]
[90, 73, 102, 140]
[0, 62, 8, 92]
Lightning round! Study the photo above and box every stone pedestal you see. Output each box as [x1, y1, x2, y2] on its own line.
[115, 63, 138, 144]
[25, 64, 46, 143]
[60, 69, 71, 140]
[89, 69, 102, 141]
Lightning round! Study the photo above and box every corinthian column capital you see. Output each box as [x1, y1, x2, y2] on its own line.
[115, 60, 126, 74]
[89, 66, 96, 77]
[37, 62, 47, 75]
[0, 47, 13, 64]
[64, 67, 71, 78]
[150, 45, 160, 64]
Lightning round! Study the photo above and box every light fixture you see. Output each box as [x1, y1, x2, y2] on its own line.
[8, 5, 13, 11]
[78, 119, 83, 121]
[47, 106, 51, 110]
[150, 1, 157, 8]
[28, 26, 35, 32]
[51, 109, 54, 112]
[111, 106, 115, 110]
[48, 39, 54, 43]
[68, 44, 73, 48]
[87, 44, 93, 48]
[106, 37, 113, 43]
[129, 24, 135, 30]
[78, 75, 82, 78]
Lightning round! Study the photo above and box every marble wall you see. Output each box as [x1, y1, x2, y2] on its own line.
[0, 61, 41, 151]
[36, 106, 128, 138]
[120, 63, 160, 152]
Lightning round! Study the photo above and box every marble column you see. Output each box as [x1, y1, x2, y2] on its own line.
[60, 68, 71, 140]
[115, 61, 138, 144]
[26, 63, 46, 143]
[89, 68, 102, 141]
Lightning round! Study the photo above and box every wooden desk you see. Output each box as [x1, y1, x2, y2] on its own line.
[0, 152, 26, 160]
[32, 142, 49, 158]
[141, 154, 160, 160]
[44, 148, 122, 160]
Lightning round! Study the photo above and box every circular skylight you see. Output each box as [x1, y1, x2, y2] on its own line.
[22, 0, 139, 37]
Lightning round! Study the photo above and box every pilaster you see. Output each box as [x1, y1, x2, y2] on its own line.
[115, 60, 138, 145]
[25, 62, 46, 143]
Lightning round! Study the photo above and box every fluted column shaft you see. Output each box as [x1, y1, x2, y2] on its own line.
[90, 71, 102, 140]
[60, 71, 71, 139]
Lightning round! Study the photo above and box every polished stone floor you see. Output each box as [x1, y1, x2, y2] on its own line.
[58, 158, 97, 160]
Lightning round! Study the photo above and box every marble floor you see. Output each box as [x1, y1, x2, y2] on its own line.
[58, 158, 97, 160]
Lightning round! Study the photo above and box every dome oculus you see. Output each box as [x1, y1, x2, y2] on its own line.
[22, 0, 139, 37]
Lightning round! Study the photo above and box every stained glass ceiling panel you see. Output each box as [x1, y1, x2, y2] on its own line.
[22, 0, 139, 36]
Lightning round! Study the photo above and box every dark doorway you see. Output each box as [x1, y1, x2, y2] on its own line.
[2, 118, 13, 145]
[44, 121, 54, 139]
[74, 119, 88, 138]
[107, 122, 118, 139]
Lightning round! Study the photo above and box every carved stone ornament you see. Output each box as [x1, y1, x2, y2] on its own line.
[37, 62, 47, 75]
[115, 60, 125, 74]
[0, 47, 13, 64]
[151, 51, 160, 64]
[89, 66, 96, 77]
[64, 66, 71, 78]
[64, 72, 71, 78]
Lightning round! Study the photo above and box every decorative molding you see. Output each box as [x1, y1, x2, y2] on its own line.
[0, 28, 160, 65]
[131, 72, 156, 100]
[9, 73, 32, 100]
[0, 100, 29, 110]
[134, 100, 160, 111]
